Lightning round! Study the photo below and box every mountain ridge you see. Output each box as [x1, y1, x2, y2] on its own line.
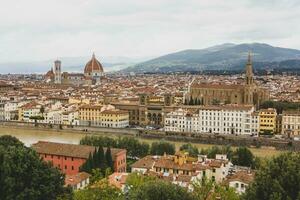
[123, 43, 300, 73]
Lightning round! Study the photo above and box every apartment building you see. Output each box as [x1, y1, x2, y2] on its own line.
[281, 110, 300, 136]
[79, 104, 129, 128]
[259, 108, 277, 134]
[165, 105, 259, 135]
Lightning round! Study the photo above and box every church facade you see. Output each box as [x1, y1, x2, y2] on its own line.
[185, 54, 269, 108]
[45, 53, 104, 86]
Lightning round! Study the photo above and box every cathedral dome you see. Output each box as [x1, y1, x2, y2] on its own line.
[84, 53, 104, 74]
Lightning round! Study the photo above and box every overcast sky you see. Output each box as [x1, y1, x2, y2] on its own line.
[0, 0, 299, 63]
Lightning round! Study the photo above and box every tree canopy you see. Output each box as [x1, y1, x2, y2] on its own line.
[0, 135, 70, 200]
[150, 140, 175, 155]
[244, 152, 300, 200]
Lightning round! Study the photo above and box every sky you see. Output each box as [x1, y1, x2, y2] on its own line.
[0, 0, 300, 63]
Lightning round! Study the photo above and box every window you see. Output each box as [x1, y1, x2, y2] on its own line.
[65, 157, 67, 160]
[72, 166, 74, 170]
[235, 183, 239, 188]
[65, 165, 67, 170]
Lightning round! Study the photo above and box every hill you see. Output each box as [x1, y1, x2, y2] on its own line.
[123, 43, 300, 73]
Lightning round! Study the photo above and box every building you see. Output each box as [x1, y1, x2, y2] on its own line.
[108, 172, 128, 192]
[112, 93, 176, 127]
[45, 53, 104, 86]
[65, 172, 91, 190]
[79, 104, 129, 128]
[165, 105, 259, 135]
[18, 102, 42, 122]
[32, 141, 127, 175]
[226, 171, 255, 194]
[131, 152, 231, 184]
[258, 108, 277, 134]
[185, 53, 269, 108]
[281, 110, 300, 136]
[54, 60, 62, 84]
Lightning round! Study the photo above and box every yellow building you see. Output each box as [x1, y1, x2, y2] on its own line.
[259, 108, 277, 134]
[79, 105, 129, 128]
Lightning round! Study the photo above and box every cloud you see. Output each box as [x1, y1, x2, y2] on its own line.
[0, 0, 299, 64]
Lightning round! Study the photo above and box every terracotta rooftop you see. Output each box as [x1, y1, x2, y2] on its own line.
[31, 141, 125, 160]
[65, 172, 91, 187]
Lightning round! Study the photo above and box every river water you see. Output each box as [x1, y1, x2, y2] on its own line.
[0, 127, 87, 147]
[0, 126, 282, 158]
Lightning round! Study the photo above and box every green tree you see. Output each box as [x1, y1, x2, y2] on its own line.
[90, 168, 103, 184]
[80, 152, 93, 173]
[0, 135, 23, 147]
[105, 147, 114, 171]
[244, 152, 300, 200]
[189, 97, 194, 105]
[98, 146, 106, 172]
[180, 143, 199, 157]
[200, 145, 233, 159]
[128, 180, 195, 200]
[74, 180, 123, 200]
[117, 137, 149, 158]
[0, 139, 70, 200]
[126, 173, 157, 189]
[150, 140, 175, 155]
[232, 147, 254, 168]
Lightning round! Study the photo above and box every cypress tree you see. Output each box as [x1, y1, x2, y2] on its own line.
[189, 97, 194, 105]
[98, 146, 106, 171]
[105, 147, 114, 172]
[92, 147, 98, 169]
[81, 152, 93, 173]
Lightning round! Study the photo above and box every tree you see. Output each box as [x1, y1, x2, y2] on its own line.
[150, 140, 175, 155]
[90, 168, 103, 184]
[244, 152, 300, 200]
[74, 179, 123, 200]
[125, 173, 157, 189]
[0, 135, 23, 147]
[105, 147, 114, 172]
[231, 147, 255, 168]
[192, 178, 240, 200]
[80, 152, 93, 173]
[180, 143, 199, 157]
[0, 140, 70, 200]
[128, 180, 195, 200]
[200, 145, 233, 159]
[189, 97, 194, 105]
[98, 146, 106, 172]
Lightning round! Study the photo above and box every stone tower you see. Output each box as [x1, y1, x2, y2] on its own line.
[244, 52, 254, 104]
[53, 60, 62, 84]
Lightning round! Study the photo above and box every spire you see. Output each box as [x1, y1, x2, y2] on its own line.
[92, 52, 95, 59]
[247, 51, 252, 64]
[245, 51, 254, 85]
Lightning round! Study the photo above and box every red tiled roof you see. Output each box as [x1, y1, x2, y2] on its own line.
[31, 141, 125, 160]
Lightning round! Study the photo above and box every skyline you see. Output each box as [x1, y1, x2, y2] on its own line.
[0, 0, 300, 64]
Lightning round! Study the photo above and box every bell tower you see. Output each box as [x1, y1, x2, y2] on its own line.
[245, 52, 254, 86]
[53, 60, 62, 84]
[244, 52, 254, 104]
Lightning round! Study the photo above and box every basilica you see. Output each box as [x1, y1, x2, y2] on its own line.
[185, 53, 269, 108]
[45, 53, 104, 85]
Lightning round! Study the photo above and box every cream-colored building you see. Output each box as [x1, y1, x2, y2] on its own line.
[79, 105, 129, 128]
[281, 110, 300, 136]
[165, 105, 259, 135]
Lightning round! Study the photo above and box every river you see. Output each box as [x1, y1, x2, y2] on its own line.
[0, 126, 283, 158]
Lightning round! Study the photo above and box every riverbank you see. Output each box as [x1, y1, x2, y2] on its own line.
[0, 125, 285, 158]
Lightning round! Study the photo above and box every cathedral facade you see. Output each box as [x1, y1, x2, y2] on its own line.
[185, 54, 269, 107]
[45, 53, 104, 86]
